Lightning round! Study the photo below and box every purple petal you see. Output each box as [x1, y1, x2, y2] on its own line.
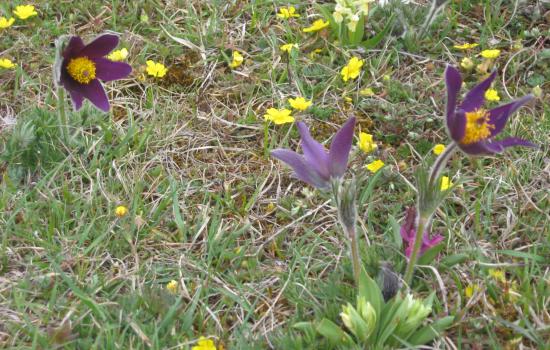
[460, 71, 496, 112]
[400, 207, 416, 241]
[405, 245, 413, 258]
[296, 122, 330, 178]
[77, 79, 110, 112]
[445, 65, 462, 128]
[63, 36, 85, 60]
[93, 58, 132, 82]
[459, 142, 493, 155]
[423, 233, 444, 247]
[401, 228, 414, 243]
[448, 110, 466, 142]
[79, 34, 119, 58]
[488, 95, 534, 137]
[60, 65, 110, 112]
[271, 149, 329, 189]
[68, 90, 84, 111]
[328, 117, 356, 178]
[483, 137, 537, 153]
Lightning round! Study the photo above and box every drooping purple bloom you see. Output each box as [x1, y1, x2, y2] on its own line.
[400, 207, 443, 258]
[445, 65, 535, 155]
[271, 117, 356, 189]
[59, 34, 132, 112]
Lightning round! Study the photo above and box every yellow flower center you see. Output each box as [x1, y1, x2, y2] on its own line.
[67, 57, 96, 84]
[461, 109, 495, 145]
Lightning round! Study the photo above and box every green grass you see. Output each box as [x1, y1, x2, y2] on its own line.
[1, 0, 549, 349]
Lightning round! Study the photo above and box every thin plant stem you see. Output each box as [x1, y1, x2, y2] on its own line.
[347, 224, 361, 284]
[428, 142, 458, 189]
[403, 214, 428, 286]
[405, 142, 457, 287]
[332, 179, 361, 285]
[57, 87, 69, 141]
[263, 121, 269, 158]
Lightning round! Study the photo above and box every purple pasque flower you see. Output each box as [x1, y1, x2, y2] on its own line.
[400, 207, 443, 258]
[59, 34, 132, 112]
[271, 117, 356, 189]
[445, 65, 535, 155]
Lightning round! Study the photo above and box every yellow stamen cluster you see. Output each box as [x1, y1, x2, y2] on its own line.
[461, 109, 494, 145]
[67, 57, 96, 84]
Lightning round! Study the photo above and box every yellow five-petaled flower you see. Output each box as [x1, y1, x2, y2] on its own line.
[366, 159, 384, 173]
[0, 16, 15, 29]
[280, 43, 299, 53]
[440, 176, 453, 191]
[303, 19, 329, 33]
[433, 144, 445, 155]
[277, 6, 300, 19]
[115, 205, 129, 218]
[288, 97, 311, 111]
[192, 337, 217, 350]
[13, 5, 38, 20]
[341, 57, 364, 82]
[358, 132, 377, 154]
[229, 51, 244, 69]
[166, 280, 178, 294]
[264, 108, 294, 125]
[107, 48, 129, 62]
[460, 57, 475, 70]
[453, 43, 479, 50]
[480, 49, 501, 59]
[146, 60, 168, 78]
[0, 58, 16, 69]
[484, 88, 500, 102]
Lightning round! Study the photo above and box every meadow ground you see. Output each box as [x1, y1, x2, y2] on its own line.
[0, 0, 549, 349]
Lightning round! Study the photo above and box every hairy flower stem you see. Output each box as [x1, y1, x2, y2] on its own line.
[332, 179, 361, 285]
[57, 87, 69, 142]
[404, 142, 457, 287]
[347, 224, 361, 284]
[403, 214, 428, 286]
[428, 142, 457, 189]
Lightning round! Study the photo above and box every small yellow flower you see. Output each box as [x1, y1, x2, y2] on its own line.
[433, 144, 446, 155]
[358, 132, 377, 154]
[303, 19, 329, 33]
[277, 6, 300, 19]
[229, 51, 244, 69]
[460, 57, 475, 70]
[359, 87, 375, 97]
[0, 58, 15, 69]
[366, 159, 384, 173]
[0, 17, 15, 29]
[192, 337, 217, 350]
[440, 176, 453, 191]
[13, 5, 38, 20]
[465, 283, 479, 298]
[107, 48, 129, 62]
[146, 60, 168, 78]
[308, 48, 323, 59]
[453, 43, 479, 50]
[341, 57, 364, 82]
[488, 269, 506, 283]
[532, 85, 543, 98]
[166, 280, 178, 294]
[115, 205, 129, 218]
[263, 108, 294, 125]
[280, 43, 298, 53]
[480, 49, 501, 59]
[484, 88, 500, 102]
[288, 97, 311, 111]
